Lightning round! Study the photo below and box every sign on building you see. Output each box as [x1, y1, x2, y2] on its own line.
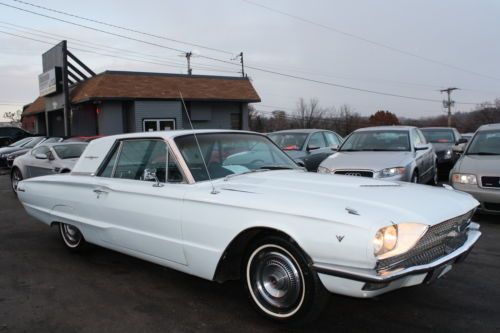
[38, 67, 62, 97]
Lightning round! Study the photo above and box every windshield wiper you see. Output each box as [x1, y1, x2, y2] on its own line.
[224, 169, 270, 181]
[258, 165, 295, 170]
[467, 152, 500, 156]
[224, 166, 295, 181]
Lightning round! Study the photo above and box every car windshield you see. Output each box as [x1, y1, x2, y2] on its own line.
[466, 130, 500, 155]
[43, 137, 62, 144]
[421, 129, 455, 143]
[8, 137, 32, 147]
[53, 143, 88, 159]
[25, 137, 46, 148]
[267, 133, 308, 151]
[175, 133, 299, 182]
[339, 130, 410, 152]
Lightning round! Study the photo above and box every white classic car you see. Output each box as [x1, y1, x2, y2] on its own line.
[16, 130, 481, 323]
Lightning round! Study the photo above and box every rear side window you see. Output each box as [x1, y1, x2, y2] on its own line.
[324, 132, 340, 146]
[308, 132, 327, 148]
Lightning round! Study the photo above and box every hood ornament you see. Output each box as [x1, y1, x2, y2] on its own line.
[336, 235, 345, 242]
[345, 207, 360, 216]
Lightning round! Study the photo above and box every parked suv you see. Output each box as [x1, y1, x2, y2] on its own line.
[0, 126, 31, 148]
[268, 129, 343, 171]
[318, 126, 438, 184]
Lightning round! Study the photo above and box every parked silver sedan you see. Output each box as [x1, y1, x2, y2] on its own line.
[318, 126, 438, 184]
[451, 123, 500, 214]
[11, 142, 87, 192]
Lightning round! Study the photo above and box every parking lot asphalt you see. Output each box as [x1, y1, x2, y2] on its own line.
[0, 173, 499, 333]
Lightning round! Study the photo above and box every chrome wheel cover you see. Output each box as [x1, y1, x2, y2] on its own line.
[11, 169, 21, 191]
[247, 245, 305, 318]
[60, 223, 82, 247]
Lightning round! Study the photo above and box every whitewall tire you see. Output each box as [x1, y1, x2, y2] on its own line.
[59, 223, 86, 251]
[243, 235, 329, 324]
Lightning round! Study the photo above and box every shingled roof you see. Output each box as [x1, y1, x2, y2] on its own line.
[23, 71, 261, 116]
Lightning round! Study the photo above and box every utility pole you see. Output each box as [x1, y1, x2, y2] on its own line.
[238, 52, 245, 77]
[440, 87, 458, 127]
[233, 52, 245, 77]
[185, 52, 192, 75]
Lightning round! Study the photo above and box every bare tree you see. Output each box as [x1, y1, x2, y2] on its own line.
[294, 98, 326, 128]
[3, 110, 22, 125]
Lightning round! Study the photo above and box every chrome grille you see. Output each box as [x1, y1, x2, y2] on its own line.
[334, 170, 374, 178]
[376, 210, 474, 272]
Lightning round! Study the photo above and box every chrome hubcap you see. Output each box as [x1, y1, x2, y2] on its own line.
[248, 247, 303, 315]
[62, 224, 81, 245]
[12, 170, 21, 191]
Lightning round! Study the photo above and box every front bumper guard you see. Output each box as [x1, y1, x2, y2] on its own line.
[313, 222, 481, 283]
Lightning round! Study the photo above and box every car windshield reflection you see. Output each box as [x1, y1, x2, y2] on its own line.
[174, 133, 299, 182]
[339, 130, 411, 152]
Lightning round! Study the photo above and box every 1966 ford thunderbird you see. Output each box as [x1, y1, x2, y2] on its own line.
[16, 130, 481, 323]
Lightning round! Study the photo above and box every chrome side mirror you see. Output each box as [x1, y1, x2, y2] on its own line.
[142, 168, 164, 187]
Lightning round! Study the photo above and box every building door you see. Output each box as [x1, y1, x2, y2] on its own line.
[143, 119, 176, 132]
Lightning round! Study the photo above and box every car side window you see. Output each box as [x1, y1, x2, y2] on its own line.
[413, 129, 422, 145]
[31, 146, 51, 156]
[416, 129, 427, 144]
[323, 132, 340, 146]
[99, 139, 184, 183]
[308, 132, 327, 148]
[111, 140, 167, 182]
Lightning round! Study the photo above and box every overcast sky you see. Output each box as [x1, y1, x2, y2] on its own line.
[1, 0, 499, 121]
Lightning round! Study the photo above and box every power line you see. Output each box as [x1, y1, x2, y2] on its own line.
[0, 20, 241, 73]
[243, 0, 500, 82]
[0, 1, 484, 106]
[11, 0, 234, 56]
[0, 29, 240, 75]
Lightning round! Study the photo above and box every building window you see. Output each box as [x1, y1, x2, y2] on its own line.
[143, 119, 176, 132]
[230, 113, 241, 130]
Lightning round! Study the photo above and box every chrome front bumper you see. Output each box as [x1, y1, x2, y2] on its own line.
[313, 222, 481, 284]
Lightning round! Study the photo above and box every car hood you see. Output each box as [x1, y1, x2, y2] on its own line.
[455, 155, 500, 175]
[320, 151, 412, 171]
[0, 146, 24, 155]
[214, 170, 478, 230]
[283, 150, 306, 160]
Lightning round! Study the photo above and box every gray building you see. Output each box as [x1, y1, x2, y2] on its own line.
[22, 42, 260, 136]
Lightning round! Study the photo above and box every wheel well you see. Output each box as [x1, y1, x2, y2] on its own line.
[11, 166, 20, 177]
[212, 227, 306, 283]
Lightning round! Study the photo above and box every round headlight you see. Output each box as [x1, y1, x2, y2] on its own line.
[373, 225, 398, 256]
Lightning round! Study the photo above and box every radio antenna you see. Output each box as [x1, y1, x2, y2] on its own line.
[178, 90, 219, 195]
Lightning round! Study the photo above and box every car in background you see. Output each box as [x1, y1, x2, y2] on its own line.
[318, 126, 437, 184]
[5, 137, 63, 168]
[421, 127, 466, 176]
[11, 142, 87, 192]
[0, 126, 31, 148]
[461, 132, 475, 141]
[63, 135, 102, 142]
[0, 136, 49, 168]
[15, 130, 481, 323]
[268, 129, 343, 171]
[450, 123, 500, 214]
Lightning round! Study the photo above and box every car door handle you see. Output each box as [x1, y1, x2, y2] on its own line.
[93, 188, 109, 198]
